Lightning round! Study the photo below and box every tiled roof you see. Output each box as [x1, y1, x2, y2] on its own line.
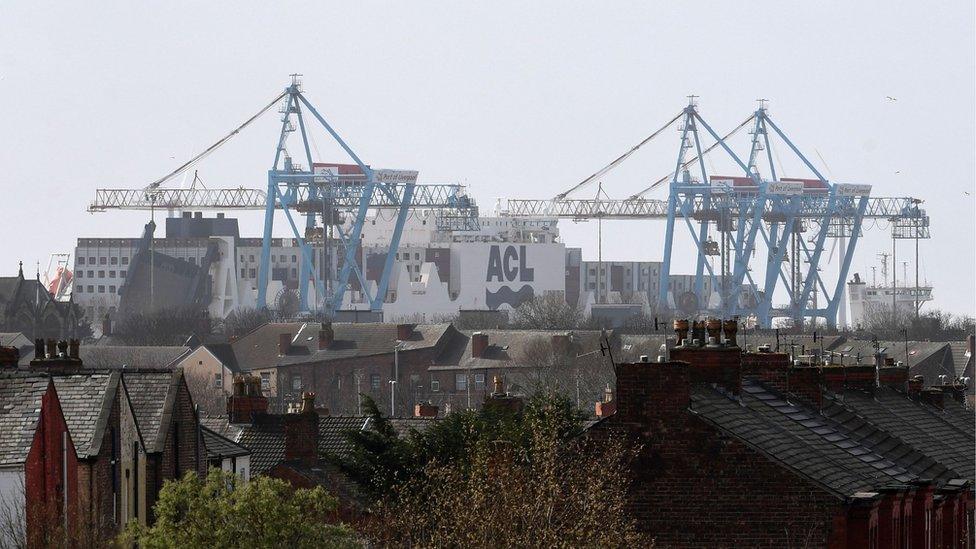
[947, 340, 973, 378]
[822, 387, 975, 481]
[202, 343, 240, 373]
[0, 373, 49, 466]
[52, 372, 119, 459]
[237, 415, 437, 476]
[202, 426, 250, 460]
[17, 345, 192, 369]
[231, 322, 452, 370]
[279, 323, 452, 367]
[122, 371, 179, 453]
[690, 380, 962, 497]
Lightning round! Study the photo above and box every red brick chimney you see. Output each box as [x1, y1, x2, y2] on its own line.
[318, 326, 334, 350]
[483, 376, 524, 414]
[227, 375, 269, 424]
[471, 332, 489, 358]
[595, 384, 616, 418]
[670, 319, 742, 395]
[741, 350, 791, 392]
[918, 388, 944, 410]
[396, 323, 414, 341]
[614, 355, 690, 427]
[786, 366, 824, 408]
[823, 365, 877, 393]
[414, 402, 439, 418]
[906, 375, 924, 399]
[278, 333, 292, 355]
[0, 346, 18, 368]
[878, 364, 910, 389]
[284, 392, 319, 466]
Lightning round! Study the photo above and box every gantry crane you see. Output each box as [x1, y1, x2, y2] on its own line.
[504, 99, 928, 328]
[89, 75, 478, 315]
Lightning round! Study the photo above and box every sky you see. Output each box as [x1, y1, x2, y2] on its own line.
[1, 1, 973, 317]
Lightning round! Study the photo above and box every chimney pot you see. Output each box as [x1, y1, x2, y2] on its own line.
[34, 338, 45, 359]
[68, 339, 80, 360]
[45, 339, 57, 359]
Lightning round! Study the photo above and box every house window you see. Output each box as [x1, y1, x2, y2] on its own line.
[99, 257, 107, 265]
[109, 285, 116, 294]
[76, 286, 83, 294]
[98, 270, 105, 278]
[98, 285, 105, 293]
[214, 373, 223, 388]
[414, 253, 420, 260]
[431, 380, 440, 392]
[111, 257, 118, 265]
[291, 375, 302, 391]
[88, 256, 95, 264]
[87, 285, 94, 293]
[120, 270, 127, 278]
[279, 254, 286, 262]
[109, 271, 116, 278]
[78, 257, 85, 265]
[249, 255, 255, 262]
[87, 270, 94, 278]
[121, 256, 129, 265]
[474, 373, 485, 388]
[241, 269, 246, 278]
[291, 268, 297, 278]
[370, 374, 381, 390]
[249, 269, 256, 278]
[291, 255, 297, 263]
[455, 374, 467, 391]
[260, 372, 270, 389]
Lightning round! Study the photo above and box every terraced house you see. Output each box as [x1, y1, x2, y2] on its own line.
[0, 340, 223, 546]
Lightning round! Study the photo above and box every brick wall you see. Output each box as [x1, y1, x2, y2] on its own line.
[25, 382, 80, 547]
[593, 360, 844, 547]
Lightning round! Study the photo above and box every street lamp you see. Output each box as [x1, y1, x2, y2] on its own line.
[391, 340, 405, 416]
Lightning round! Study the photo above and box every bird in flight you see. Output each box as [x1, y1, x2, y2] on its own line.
[885, 96, 897, 102]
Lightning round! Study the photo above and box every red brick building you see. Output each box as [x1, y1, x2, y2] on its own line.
[590, 322, 974, 547]
[0, 340, 211, 547]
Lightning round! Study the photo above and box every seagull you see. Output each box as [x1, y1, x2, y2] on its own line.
[965, 191, 971, 196]
[895, 171, 901, 174]
[886, 96, 897, 102]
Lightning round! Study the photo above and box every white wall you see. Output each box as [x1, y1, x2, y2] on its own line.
[0, 468, 25, 548]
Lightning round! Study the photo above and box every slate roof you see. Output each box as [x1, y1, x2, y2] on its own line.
[947, 339, 973, 380]
[237, 415, 436, 476]
[835, 340, 954, 381]
[201, 426, 250, 460]
[122, 371, 180, 453]
[17, 345, 191, 369]
[821, 387, 975, 481]
[230, 322, 453, 370]
[444, 329, 610, 369]
[691, 381, 922, 497]
[690, 378, 976, 498]
[0, 373, 49, 467]
[0, 333, 31, 351]
[51, 372, 119, 458]
[202, 343, 240, 373]
[278, 323, 453, 367]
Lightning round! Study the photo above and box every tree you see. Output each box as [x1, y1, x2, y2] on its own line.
[509, 293, 585, 330]
[330, 393, 646, 546]
[857, 307, 975, 342]
[221, 307, 271, 338]
[369, 395, 645, 547]
[120, 469, 358, 549]
[112, 306, 214, 346]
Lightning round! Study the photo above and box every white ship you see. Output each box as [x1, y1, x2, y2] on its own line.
[848, 253, 933, 328]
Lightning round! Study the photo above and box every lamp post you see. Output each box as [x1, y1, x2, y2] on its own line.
[391, 340, 404, 416]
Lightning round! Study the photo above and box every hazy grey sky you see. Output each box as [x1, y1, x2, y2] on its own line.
[1, 1, 973, 316]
